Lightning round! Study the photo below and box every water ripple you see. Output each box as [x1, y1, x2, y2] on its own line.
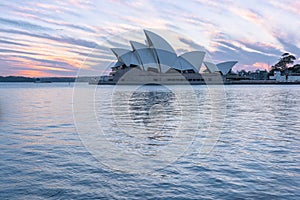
[0, 83, 299, 199]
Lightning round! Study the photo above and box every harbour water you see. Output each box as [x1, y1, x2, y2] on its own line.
[0, 83, 299, 199]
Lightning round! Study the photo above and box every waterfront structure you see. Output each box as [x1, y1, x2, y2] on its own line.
[269, 71, 300, 82]
[111, 30, 206, 75]
[93, 30, 238, 85]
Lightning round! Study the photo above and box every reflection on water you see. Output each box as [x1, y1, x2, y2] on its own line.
[115, 86, 182, 157]
[129, 87, 176, 132]
[0, 83, 299, 199]
[91, 85, 204, 172]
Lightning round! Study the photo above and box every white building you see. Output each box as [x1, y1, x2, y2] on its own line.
[269, 71, 300, 82]
[111, 30, 238, 75]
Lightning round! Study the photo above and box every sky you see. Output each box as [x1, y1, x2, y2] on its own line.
[0, 0, 300, 77]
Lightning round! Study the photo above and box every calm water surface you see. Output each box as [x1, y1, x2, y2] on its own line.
[0, 83, 299, 199]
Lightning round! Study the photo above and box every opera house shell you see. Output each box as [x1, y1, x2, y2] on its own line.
[94, 30, 238, 85]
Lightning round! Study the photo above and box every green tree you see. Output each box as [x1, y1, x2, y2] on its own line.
[289, 64, 300, 73]
[270, 53, 296, 75]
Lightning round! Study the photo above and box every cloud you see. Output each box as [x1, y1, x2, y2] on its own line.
[59, 0, 94, 9]
[6, 3, 63, 21]
[0, 28, 99, 49]
[178, 37, 207, 52]
[238, 41, 282, 56]
[194, 0, 231, 8]
[0, 39, 29, 47]
[210, 39, 279, 69]
[30, 2, 83, 17]
[0, 17, 52, 31]
[15, 15, 97, 33]
[59, 37, 98, 49]
[277, 38, 300, 57]
[69, 49, 114, 60]
[268, 0, 300, 16]
[253, 62, 271, 70]
[0, 54, 79, 77]
[0, 49, 40, 55]
[14, 55, 75, 69]
[229, 7, 263, 25]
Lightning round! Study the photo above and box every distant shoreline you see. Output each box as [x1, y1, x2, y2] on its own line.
[1, 76, 300, 84]
[0, 76, 93, 82]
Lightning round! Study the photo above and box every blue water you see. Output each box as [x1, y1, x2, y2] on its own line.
[0, 83, 299, 199]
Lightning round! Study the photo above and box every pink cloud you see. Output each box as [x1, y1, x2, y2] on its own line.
[253, 62, 271, 70]
[12, 70, 55, 77]
[268, 0, 300, 16]
[230, 7, 263, 26]
[232, 62, 271, 72]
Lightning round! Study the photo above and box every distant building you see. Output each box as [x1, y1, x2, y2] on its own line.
[269, 71, 300, 82]
[236, 69, 268, 80]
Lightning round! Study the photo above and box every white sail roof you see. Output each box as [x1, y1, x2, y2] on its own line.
[129, 52, 141, 66]
[130, 41, 158, 71]
[111, 48, 130, 58]
[130, 41, 148, 51]
[216, 61, 237, 75]
[111, 48, 130, 64]
[180, 51, 205, 72]
[144, 30, 177, 71]
[111, 48, 141, 67]
[144, 30, 176, 53]
[173, 56, 198, 73]
[204, 61, 219, 73]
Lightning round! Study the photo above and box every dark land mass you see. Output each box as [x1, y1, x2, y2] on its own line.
[0, 76, 95, 82]
[0, 76, 36, 82]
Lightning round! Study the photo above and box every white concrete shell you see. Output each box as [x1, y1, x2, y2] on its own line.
[130, 41, 148, 51]
[180, 51, 205, 72]
[144, 30, 177, 71]
[173, 56, 198, 73]
[111, 48, 141, 67]
[130, 41, 158, 71]
[129, 52, 141, 66]
[144, 30, 176, 53]
[111, 48, 130, 63]
[216, 61, 237, 75]
[111, 48, 130, 57]
[204, 61, 219, 73]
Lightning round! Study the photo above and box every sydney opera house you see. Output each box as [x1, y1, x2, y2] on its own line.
[94, 30, 238, 85]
